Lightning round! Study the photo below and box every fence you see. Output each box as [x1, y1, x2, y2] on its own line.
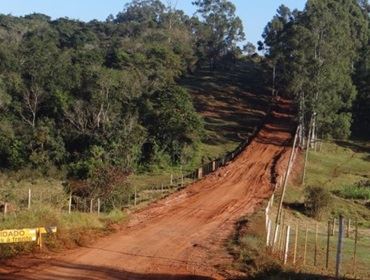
[264, 210, 370, 279]
[1, 102, 274, 218]
[262, 126, 370, 278]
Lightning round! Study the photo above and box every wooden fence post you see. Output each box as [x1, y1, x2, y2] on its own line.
[212, 161, 216, 171]
[270, 193, 274, 207]
[3, 202, 8, 216]
[336, 215, 344, 279]
[97, 198, 101, 216]
[90, 199, 94, 213]
[28, 188, 31, 209]
[273, 224, 280, 251]
[170, 174, 173, 186]
[279, 225, 286, 260]
[293, 223, 299, 265]
[284, 225, 291, 265]
[266, 219, 272, 246]
[314, 223, 318, 266]
[134, 187, 137, 206]
[68, 193, 72, 214]
[326, 220, 331, 270]
[279, 222, 285, 254]
[37, 228, 42, 250]
[332, 217, 336, 236]
[275, 126, 300, 225]
[197, 167, 203, 179]
[346, 218, 351, 238]
[303, 226, 308, 266]
[353, 219, 358, 276]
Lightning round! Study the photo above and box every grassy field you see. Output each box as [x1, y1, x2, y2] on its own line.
[0, 172, 127, 258]
[284, 140, 370, 226]
[232, 139, 370, 279]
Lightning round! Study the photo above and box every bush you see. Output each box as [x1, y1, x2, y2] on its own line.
[304, 186, 331, 218]
[337, 180, 370, 200]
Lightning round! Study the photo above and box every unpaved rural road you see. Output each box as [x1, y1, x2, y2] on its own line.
[0, 99, 294, 280]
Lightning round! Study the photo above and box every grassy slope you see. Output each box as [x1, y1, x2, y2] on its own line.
[232, 140, 370, 279]
[129, 60, 270, 191]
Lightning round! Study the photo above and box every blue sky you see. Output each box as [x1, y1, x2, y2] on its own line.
[0, 0, 306, 46]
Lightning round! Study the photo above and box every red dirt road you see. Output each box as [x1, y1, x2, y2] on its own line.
[1, 99, 294, 280]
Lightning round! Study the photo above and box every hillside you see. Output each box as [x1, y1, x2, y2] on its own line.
[0, 98, 295, 280]
[1, 0, 370, 279]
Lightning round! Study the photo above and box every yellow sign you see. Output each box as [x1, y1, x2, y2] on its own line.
[39, 226, 57, 234]
[0, 228, 37, 244]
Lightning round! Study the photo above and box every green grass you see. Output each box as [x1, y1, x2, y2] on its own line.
[285, 141, 370, 224]
[0, 174, 127, 259]
[281, 140, 370, 277]
[0, 204, 126, 258]
[128, 63, 267, 196]
[231, 140, 370, 279]
[304, 141, 370, 193]
[337, 184, 370, 200]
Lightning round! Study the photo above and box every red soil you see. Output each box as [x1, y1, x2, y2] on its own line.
[0, 99, 295, 280]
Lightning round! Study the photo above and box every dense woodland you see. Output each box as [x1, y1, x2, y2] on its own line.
[0, 0, 369, 186]
[0, 0, 246, 180]
[259, 0, 370, 140]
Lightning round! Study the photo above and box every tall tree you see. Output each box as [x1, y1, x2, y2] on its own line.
[192, 0, 245, 68]
[353, 1, 370, 138]
[261, 0, 368, 140]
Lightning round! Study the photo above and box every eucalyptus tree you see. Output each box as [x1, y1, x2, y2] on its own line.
[192, 0, 245, 69]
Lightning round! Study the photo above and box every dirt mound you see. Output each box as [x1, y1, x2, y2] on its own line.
[0, 99, 295, 280]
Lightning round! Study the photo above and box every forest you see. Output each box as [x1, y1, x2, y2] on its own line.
[0, 0, 369, 186]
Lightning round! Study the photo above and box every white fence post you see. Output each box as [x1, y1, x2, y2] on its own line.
[284, 225, 291, 265]
[90, 199, 93, 213]
[28, 188, 32, 209]
[68, 193, 72, 214]
[3, 202, 8, 216]
[266, 219, 272, 246]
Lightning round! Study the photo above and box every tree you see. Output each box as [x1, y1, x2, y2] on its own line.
[242, 42, 256, 56]
[0, 2, 204, 178]
[115, 0, 165, 25]
[141, 85, 203, 164]
[261, 0, 368, 140]
[192, 0, 245, 68]
[353, 3, 370, 138]
[14, 30, 59, 129]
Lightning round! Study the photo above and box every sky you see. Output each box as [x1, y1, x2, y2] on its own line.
[0, 0, 307, 46]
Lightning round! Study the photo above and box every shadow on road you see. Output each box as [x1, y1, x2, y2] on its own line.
[0, 260, 216, 280]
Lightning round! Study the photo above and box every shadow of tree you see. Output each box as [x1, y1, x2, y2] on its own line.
[334, 140, 370, 155]
[181, 60, 271, 145]
[0, 260, 216, 280]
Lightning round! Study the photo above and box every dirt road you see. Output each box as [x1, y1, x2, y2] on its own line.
[1, 99, 294, 280]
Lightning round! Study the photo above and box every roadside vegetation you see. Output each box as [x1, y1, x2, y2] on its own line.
[228, 0, 370, 277]
[1, 1, 370, 278]
[0, 0, 270, 259]
[231, 140, 370, 279]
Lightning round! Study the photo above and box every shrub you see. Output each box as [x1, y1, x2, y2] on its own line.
[304, 186, 331, 218]
[337, 180, 370, 200]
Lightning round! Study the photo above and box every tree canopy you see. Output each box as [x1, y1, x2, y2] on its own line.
[260, 0, 370, 140]
[0, 0, 250, 178]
